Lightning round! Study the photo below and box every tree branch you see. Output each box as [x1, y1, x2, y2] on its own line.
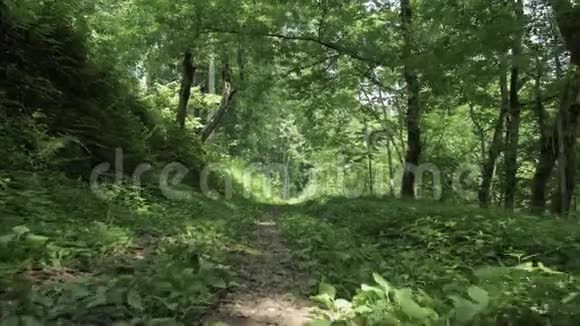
[203, 27, 386, 67]
[201, 85, 238, 143]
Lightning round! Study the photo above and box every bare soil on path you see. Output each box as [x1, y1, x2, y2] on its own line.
[204, 209, 312, 326]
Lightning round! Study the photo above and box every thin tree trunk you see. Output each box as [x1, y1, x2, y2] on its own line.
[200, 86, 237, 143]
[176, 51, 195, 129]
[503, 0, 524, 210]
[379, 91, 396, 196]
[237, 46, 245, 87]
[503, 71, 522, 210]
[400, 0, 422, 199]
[386, 138, 395, 196]
[551, 17, 563, 80]
[200, 64, 237, 143]
[367, 151, 374, 195]
[564, 100, 580, 213]
[479, 59, 509, 208]
[364, 119, 374, 195]
[468, 103, 486, 163]
[398, 107, 406, 165]
[557, 95, 568, 213]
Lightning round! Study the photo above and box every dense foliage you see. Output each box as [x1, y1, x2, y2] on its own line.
[1, 0, 580, 325]
[281, 198, 580, 324]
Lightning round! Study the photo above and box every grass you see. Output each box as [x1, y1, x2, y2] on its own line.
[278, 196, 580, 325]
[3, 173, 580, 325]
[0, 172, 258, 324]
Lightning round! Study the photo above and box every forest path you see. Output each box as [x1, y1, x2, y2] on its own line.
[204, 207, 312, 326]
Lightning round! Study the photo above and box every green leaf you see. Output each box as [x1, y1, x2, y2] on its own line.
[25, 234, 49, 246]
[309, 320, 332, 326]
[12, 225, 30, 236]
[30, 292, 54, 307]
[71, 285, 91, 300]
[0, 234, 15, 245]
[372, 273, 391, 292]
[396, 288, 438, 321]
[467, 286, 489, 307]
[353, 305, 373, 314]
[127, 289, 144, 311]
[319, 282, 336, 299]
[154, 296, 179, 311]
[450, 295, 482, 323]
[86, 286, 108, 308]
[334, 298, 352, 311]
[361, 284, 385, 295]
[562, 292, 580, 304]
[312, 294, 334, 310]
[209, 277, 227, 289]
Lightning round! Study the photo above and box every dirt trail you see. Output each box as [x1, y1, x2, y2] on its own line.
[204, 209, 312, 326]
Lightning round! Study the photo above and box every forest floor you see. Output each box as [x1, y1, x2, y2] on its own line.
[204, 208, 312, 326]
[3, 175, 580, 325]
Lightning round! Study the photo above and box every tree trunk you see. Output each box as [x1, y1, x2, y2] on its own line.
[200, 65, 237, 143]
[176, 51, 195, 129]
[367, 151, 374, 195]
[386, 138, 395, 196]
[563, 101, 580, 213]
[479, 60, 509, 208]
[556, 94, 568, 213]
[530, 126, 558, 211]
[400, 0, 422, 199]
[549, 0, 580, 67]
[552, 76, 580, 214]
[364, 119, 374, 195]
[237, 46, 246, 87]
[503, 69, 522, 210]
[503, 0, 524, 211]
[200, 88, 237, 143]
[379, 92, 396, 196]
[531, 58, 557, 211]
[468, 104, 487, 165]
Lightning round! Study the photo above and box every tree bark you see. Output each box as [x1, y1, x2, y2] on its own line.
[176, 51, 195, 129]
[479, 60, 509, 208]
[549, 0, 580, 67]
[363, 118, 374, 195]
[552, 76, 580, 214]
[400, 0, 422, 199]
[503, 70, 522, 210]
[200, 65, 237, 143]
[503, 0, 524, 210]
[547, 34, 576, 246]
[531, 58, 558, 211]
[380, 91, 396, 196]
[530, 126, 558, 211]
[468, 104, 487, 164]
[563, 101, 580, 212]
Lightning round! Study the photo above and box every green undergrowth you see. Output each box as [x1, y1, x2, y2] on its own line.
[279, 197, 580, 325]
[0, 7, 207, 181]
[0, 172, 258, 325]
